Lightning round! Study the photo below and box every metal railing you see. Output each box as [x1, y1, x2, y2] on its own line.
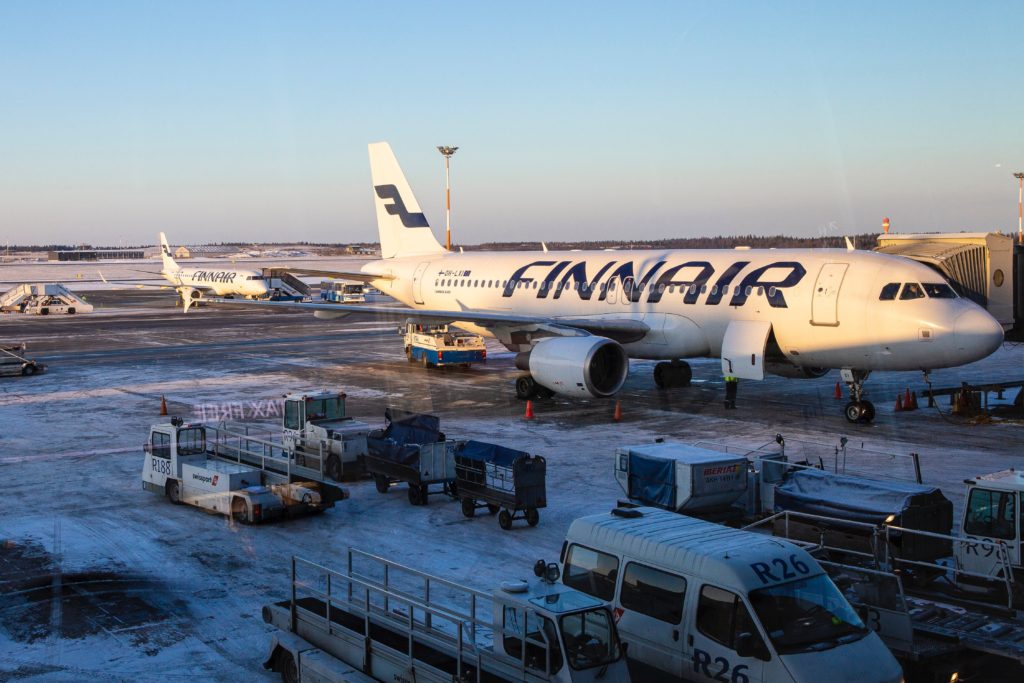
[204, 422, 328, 481]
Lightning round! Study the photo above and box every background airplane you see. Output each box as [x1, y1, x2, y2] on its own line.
[214, 143, 1005, 423]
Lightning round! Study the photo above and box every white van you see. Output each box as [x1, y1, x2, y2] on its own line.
[560, 507, 903, 683]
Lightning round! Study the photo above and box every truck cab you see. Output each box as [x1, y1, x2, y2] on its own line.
[281, 391, 370, 480]
[560, 507, 903, 683]
[958, 469, 1024, 581]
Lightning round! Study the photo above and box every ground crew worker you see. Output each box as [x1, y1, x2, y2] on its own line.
[724, 375, 739, 409]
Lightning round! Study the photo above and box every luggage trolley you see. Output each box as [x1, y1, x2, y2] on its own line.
[365, 408, 458, 506]
[454, 441, 546, 530]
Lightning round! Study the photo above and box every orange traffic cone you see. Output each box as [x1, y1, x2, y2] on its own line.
[524, 400, 535, 420]
[909, 391, 918, 410]
[160, 395, 168, 416]
[894, 394, 903, 412]
[904, 387, 913, 411]
[834, 382, 843, 400]
[613, 400, 622, 422]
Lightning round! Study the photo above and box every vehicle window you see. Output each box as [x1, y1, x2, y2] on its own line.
[620, 563, 686, 624]
[284, 400, 302, 430]
[151, 431, 170, 459]
[923, 282, 957, 298]
[561, 608, 620, 670]
[964, 488, 1016, 539]
[176, 427, 206, 456]
[899, 282, 924, 300]
[750, 574, 866, 655]
[878, 282, 900, 300]
[563, 544, 619, 601]
[503, 607, 563, 673]
[697, 585, 766, 655]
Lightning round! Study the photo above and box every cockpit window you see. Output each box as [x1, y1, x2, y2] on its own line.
[899, 283, 925, 300]
[923, 283, 957, 299]
[879, 283, 900, 301]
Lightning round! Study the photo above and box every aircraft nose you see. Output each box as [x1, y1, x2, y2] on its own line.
[954, 307, 1004, 358]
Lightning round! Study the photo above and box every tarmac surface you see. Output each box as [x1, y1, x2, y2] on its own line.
[1, 289, 1023, 681]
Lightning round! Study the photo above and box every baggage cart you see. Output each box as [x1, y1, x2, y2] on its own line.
[454, 440, 546, 530]
[365, 408, 458, 505]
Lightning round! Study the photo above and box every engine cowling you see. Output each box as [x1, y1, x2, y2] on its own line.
[764, 361, 829, 379]
[517, 336, 629, 398]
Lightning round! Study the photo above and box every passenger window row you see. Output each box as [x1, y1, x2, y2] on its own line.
[878, 281, 957, 301]
[433, 277, 778, 298]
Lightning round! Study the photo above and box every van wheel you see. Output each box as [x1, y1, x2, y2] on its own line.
[232, 498, 249, 523]
[461, 498, 476, 518]
[325, 455, 341, 481]
[167, 480, 181, 504]
[526, 508, 540, 527]
[498, 509, 513, 530]
[277, 649, 298, 683]
[374, 475, 389, 494]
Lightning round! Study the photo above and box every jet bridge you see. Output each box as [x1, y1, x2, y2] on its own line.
[876, 232, 1023, 342]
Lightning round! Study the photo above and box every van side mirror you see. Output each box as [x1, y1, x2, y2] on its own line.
[735, 632, 769, 661]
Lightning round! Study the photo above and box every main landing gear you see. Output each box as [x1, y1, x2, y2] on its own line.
[653, 360, 692, 389]
[841, 368, 876, 424]
[515, 375, 554, 400]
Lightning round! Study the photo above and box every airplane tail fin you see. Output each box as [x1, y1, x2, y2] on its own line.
[369, 142, 446, 259]
[159, 232, 180, 271]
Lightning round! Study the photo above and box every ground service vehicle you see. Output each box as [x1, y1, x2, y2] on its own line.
[141, 418, 346, 522]
[281, 390, 371, 481]
[403, 323, 486, 368]
[455, 441, 547, 530]
[365, 409, 460, 505]
[559, 506, 903, 683]
[320, 280, 366, 303]
[262, 548, 630, 682]
[959, 469, 1024, 583]
[0, 343, 44, 377]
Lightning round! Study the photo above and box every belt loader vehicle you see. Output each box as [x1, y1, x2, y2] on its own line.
[557, 506, 903, 683]
[262, 548, 630, 682]
[142, 418, 346, 523]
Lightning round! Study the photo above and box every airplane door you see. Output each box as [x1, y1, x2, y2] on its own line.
[720, 320, 771, 380]
[606, 277, 619, 304]
[621, 277, 635, 306]
[811, 263, 848, 326]
[412, 262, 430, 304]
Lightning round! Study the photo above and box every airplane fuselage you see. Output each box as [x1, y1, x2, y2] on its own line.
[362, 247, 1003, 372]
[163, 267, 269, 297]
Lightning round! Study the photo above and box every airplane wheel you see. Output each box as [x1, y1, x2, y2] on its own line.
[844, 402, 863, 423]
[515, 376, 537, 400]
[861, 401, 876, 423]
[498, 509, 513, 530]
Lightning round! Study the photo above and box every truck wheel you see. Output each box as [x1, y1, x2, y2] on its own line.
[526, 508, 540, 527]
[487, 503, 500, 515]
[325, 455, 341, 481]
[406, 346, 414, 362]
[231, 498, 249, 523]
[277, 650, 298, 683]
[408, 484, 425, 506]
[374, 475, 389, 494]
[22, 363, 37, 376]
[498, 509, 513, 530]
[461, 498, 476, 518]
[167, 480, 181, 505]
[421, 355, 428, 368]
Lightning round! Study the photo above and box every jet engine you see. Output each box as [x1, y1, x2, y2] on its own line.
[764, 361, 829, 379]
[516, 336, 629, 398]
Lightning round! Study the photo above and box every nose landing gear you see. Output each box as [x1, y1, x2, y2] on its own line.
[841, 368, 876, 423]
[653, 360, 692, 389]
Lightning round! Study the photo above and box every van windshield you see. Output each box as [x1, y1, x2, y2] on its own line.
[749, 574, 867, 654]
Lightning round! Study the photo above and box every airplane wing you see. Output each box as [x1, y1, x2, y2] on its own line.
[97, 271, 172, 289]
[207, 297, 649, 344]
[268, 268, 394, 283]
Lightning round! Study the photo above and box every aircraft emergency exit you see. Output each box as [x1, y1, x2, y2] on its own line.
[214, 143, 1005, 423]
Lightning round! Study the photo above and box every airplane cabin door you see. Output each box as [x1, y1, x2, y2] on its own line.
[811, 263, 848, 326]
[412, 262, 431, 304]
[621, 276, 635, 306]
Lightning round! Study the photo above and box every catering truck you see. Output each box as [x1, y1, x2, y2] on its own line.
[558, 506, 903, 683]
[262, 548, 631, 682]
[142, 418, 346, 522]
[403, 323, 486, 368]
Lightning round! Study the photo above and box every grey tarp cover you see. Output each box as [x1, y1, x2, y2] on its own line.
[366, 408, 442, 466]
[627, 452, 676, 508]
[774, 469, 950, 525]
[456, 440, 526, 467]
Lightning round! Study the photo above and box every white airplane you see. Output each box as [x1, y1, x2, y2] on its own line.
[215, 142, 1005, 423]
[157, 232, 271, 311]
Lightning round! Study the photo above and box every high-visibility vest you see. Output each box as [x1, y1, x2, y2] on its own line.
[724, 375, 738, 382]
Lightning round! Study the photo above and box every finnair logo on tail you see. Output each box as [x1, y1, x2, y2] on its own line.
[374, 184, 429, 228]
[162, 244, 172, 256]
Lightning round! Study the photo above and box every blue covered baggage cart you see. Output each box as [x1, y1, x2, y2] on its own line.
[365, 408, 459, 505]
[454, 440, 546, 530]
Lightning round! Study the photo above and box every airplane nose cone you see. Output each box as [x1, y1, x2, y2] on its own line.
[954, 307, 1004, 359]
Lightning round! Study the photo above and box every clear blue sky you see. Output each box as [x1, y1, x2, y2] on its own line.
[1, 1, 1021, 246]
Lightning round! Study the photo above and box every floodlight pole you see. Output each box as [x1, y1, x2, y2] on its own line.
[438, 146, 458, 251]
[1015, 172, 1024, 245]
